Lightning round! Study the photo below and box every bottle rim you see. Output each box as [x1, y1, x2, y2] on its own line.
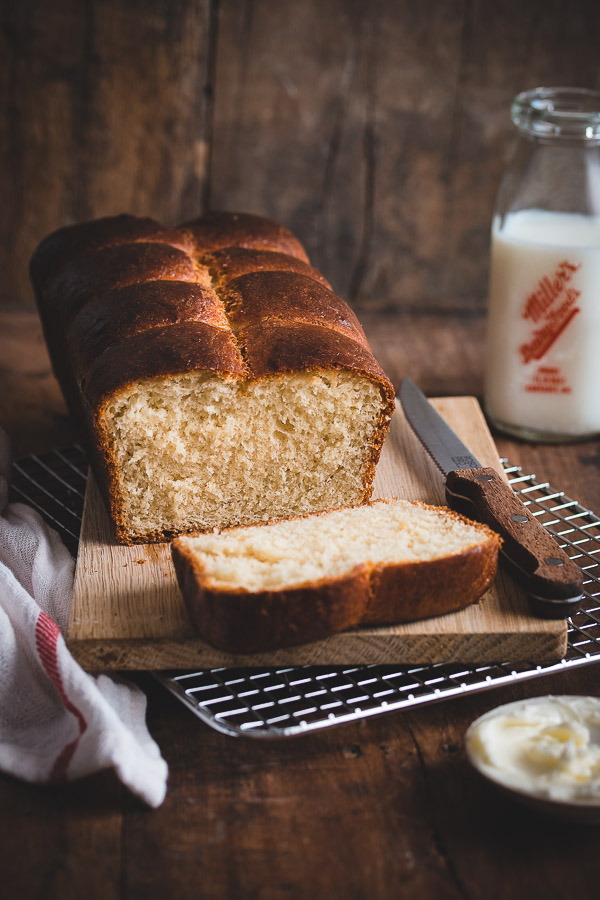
[511, 87, 600, 140]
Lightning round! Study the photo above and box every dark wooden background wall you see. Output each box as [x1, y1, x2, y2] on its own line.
[2, 0, 600, 314]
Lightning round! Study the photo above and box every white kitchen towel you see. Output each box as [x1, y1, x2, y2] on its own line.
[0, 430, 168, 807]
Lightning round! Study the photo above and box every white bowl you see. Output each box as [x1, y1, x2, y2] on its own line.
[465, 695, 600, 823]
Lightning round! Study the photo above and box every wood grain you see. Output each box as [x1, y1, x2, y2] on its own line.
[1, 0, 212, 309]
[208, 0, 600, 313]
[68, 396, 566, 669]
[445, 466, 584, 599]
[4, 0, 600, 315]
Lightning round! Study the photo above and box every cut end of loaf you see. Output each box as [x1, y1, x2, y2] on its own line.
[100, 369, 387, 542]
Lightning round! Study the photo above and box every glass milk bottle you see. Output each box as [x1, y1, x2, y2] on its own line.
[484, 87, 600, 441]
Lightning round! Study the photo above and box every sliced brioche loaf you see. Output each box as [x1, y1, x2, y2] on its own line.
[171, 498, 501, 653]
[30, 211, 395, 544]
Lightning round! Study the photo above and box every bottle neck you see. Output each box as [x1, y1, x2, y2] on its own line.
[495, 134, 600, 226]
[511, 87, 600, 142]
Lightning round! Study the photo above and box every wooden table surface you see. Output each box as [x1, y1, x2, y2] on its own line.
[1, 308, 600, 900]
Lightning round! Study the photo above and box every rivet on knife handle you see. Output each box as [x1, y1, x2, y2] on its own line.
[445, 467, 584, 616]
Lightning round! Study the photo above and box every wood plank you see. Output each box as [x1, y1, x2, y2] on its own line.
[4, 0, 600, 315]
[68, 396, 565, 669]
[0, 771, 123, 900]
[0, 0, 212, 309]
[209, 0, 600, 314]
[210, 0, 468, 310]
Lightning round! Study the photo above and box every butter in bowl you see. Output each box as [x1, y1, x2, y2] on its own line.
[465, 695, 600, 823]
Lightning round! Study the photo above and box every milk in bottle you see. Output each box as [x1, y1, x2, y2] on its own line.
[485, 210, 600, 439]
[484, 87, 600, 441]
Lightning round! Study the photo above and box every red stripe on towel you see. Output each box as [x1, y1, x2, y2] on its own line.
[35, 611, 88, 781]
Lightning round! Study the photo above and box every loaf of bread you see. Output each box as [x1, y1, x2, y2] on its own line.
[30, 211, 395, 543]
[171, 499, 501, 652]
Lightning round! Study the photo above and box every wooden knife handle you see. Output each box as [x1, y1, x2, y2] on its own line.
[445, 467, 583, 606]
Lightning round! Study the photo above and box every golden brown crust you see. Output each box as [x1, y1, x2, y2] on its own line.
[171, 501, 502, 653]
[181, 210, 309, 262]
[29, 213, 193, 295]
[43, 242, 204, 330]
[239, 321, 391, 386]
[362, 543, 499, 625]
[205, 247, 332, 289]
[172, 539, 371, 652]
[83, 322, 246, 411]
[224, 271, 369, 349]
[30, 209, 395, 544]
[69, 281, 227, 375]
[38, 242, 206, 409]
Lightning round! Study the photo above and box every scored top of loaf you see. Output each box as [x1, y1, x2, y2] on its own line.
[30, 210, 395, 416]
[30, 210, 397, 544]
[179, 210, 310, 261]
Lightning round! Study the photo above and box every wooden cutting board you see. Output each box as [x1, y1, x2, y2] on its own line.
[68, 397, 567, 670]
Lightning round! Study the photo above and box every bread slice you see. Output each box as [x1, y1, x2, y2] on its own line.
[171, 499, 501, 653]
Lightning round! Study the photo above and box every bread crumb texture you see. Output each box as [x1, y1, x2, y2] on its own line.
[180, 499, 493, 592]
[103, 370, 383, 536]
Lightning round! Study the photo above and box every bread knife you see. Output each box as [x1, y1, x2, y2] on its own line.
[398, 377, 583, 618]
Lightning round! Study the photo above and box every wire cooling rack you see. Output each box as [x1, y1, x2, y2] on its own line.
[10, 446, 600, 739]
